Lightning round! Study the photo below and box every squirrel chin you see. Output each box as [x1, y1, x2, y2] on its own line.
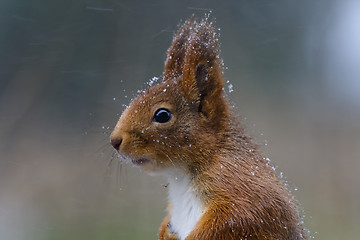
[131, 158, 150, 166]
[128, 157, 171, 173]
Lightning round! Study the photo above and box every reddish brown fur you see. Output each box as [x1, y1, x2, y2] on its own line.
[111, 17, 307, 240]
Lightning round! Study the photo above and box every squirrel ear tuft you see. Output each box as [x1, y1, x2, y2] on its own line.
[163, 19, 192, 81]
[164, 17, 223, 97]
[164, 17, 225, 120]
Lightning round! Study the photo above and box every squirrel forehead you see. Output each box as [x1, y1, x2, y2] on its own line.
[129, 80, 181, 112]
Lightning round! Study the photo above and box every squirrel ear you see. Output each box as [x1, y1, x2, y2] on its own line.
[171, 18, 225, 120]
[164, 18, 223, 93]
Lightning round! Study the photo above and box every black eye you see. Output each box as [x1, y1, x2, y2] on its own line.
[153, 108, 171, 123]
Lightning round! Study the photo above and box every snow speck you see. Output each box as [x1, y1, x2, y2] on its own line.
[148, 76, 159, 86]
[225, 80, 234, 93]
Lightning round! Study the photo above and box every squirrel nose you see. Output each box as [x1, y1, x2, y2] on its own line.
[110, 136, 122, 151]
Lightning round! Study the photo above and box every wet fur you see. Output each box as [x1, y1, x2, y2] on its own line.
[111, 17, 307, 240]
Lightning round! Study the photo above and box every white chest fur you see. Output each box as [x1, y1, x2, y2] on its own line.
[167, 173, 204, 240]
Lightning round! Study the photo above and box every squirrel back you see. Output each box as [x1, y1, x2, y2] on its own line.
[110, 17, 307, 240]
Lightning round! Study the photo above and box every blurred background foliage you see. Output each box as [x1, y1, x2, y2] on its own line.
[1, 0, 360, 239]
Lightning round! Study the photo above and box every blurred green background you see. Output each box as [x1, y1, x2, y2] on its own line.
[1, 0, 360, 239]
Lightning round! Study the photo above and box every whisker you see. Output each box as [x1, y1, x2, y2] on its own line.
[97, 141, 112, 153]
[116, 159, 124, 188]
[103, 152, 121, 182]
[107, 151, 117, 168]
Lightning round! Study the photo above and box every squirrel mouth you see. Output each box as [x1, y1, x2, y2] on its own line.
[131, 158, 150, 166]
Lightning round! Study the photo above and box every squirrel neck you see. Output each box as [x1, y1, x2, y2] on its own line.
[183, 111, 265, 200]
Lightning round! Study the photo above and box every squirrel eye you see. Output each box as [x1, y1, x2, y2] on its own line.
[153, 108, 171, 123]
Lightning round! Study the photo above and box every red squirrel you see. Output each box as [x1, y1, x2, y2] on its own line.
[110, 17, 307, 240]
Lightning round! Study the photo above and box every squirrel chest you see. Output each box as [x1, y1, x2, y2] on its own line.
[168, 173, 204, 240]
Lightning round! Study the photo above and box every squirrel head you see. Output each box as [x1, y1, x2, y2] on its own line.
[111, 18, 229, 173]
